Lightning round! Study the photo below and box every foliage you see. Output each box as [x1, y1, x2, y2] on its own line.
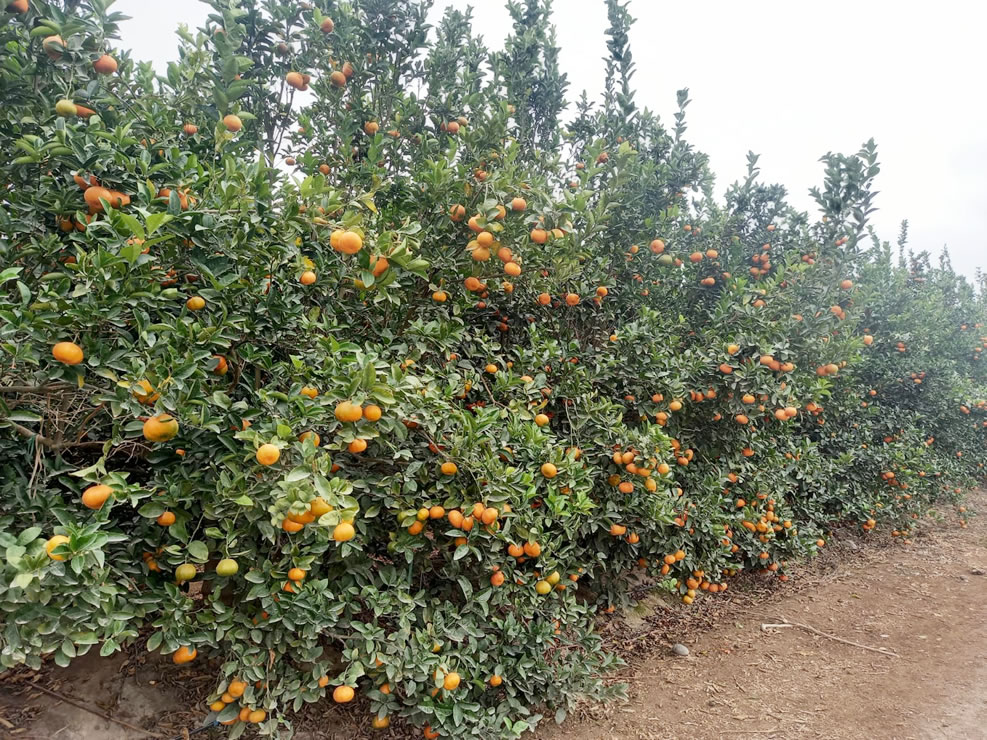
[1, 0, 985, 738]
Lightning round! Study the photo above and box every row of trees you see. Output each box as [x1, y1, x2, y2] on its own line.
[1, 0, 984, 737]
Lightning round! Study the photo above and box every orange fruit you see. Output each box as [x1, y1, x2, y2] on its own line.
[143, 414, 179, 442]
[156, 511, 176, 526]
[222, 114, 243, 132]
[92, 54, 118, 75]
[45, 535, 70, 561]
[52, 341, 84, 365]
[333, 521, 356, 542]
[540, 462, 557, 478]
[256, 444, 280, 465]
[333, 685, 355, 703]
[336, 231, 363, 254]
[335, 401, 363, 422]
[81, 484, 113, 510]
[172, 646, 197, 664]
[299, 270, 316, 285]
[523, 541, 541, 557]
[443, 672, 460, 690]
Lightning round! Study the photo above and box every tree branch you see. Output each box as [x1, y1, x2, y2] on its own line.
[3, 419, 108, 451]
[0, 383, 75, 394]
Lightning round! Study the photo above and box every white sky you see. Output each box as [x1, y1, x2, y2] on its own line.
[115, 0, 986, 280]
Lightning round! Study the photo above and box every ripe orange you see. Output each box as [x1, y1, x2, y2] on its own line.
[541, 462, 557, 478]
[81, 484, 113, 510]
[212, 355, 229, 375]
[299, 270, 316, 285]
[172, 646, 197, 664]
[285, 71, 307, 90]
[51, 341, 85, 365]
[336, 231, 363, 255]
[441, 461, 458, 475]
[333, 685, 355, 703]
[143, 414, 179, 442]
[186, 295, 205, 310]
[511, 197, 526, 211]
[523, 541, 541, 557]
[222, 114, 243, 132]
[348, 438, 368, 453]
[256, 444, 281, 466]
[333, 521, 356, 541]
[92, 54, 118, 75]
[42, 35, 65, 59]
[443, 672, 460, 690]
[45, 535, 70, 560]
[335, 401, 363, 422]
[156, 511, 176, 526]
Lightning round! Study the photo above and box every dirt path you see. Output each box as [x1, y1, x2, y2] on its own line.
[2, 495, 985, 740]
[540, 492, 987, 740]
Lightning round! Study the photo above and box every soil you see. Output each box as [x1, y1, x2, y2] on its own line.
[2, 493, 984, 740]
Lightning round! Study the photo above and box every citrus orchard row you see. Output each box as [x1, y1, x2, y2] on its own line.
[1, 1, 985, 738]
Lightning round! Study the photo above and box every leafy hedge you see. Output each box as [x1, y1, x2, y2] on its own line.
[1, 1, 984, 738]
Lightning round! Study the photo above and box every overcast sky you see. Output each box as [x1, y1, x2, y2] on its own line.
[115, 0, 986, 280]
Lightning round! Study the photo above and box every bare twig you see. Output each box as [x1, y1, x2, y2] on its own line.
[3, 420, 108, 451]
[761, 618, 899, 657]
[74, 403, 107, 442]
[0, 383, 75, 394]
[25, 683, 163, 738]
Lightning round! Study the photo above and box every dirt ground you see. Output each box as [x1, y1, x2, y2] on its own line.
[2, 493, 985, 740]
[540, 492, 987, 740]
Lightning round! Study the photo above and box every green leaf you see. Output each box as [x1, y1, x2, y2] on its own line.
[187, 541, 209, 562]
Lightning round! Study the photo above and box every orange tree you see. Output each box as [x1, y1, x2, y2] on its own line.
[1, 0, 985, 737]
